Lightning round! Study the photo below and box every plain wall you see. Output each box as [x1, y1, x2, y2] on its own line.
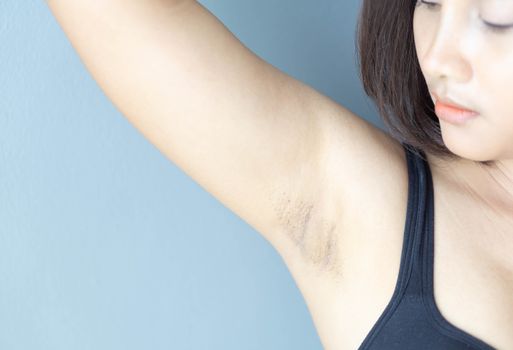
[0, 1, 384, 349]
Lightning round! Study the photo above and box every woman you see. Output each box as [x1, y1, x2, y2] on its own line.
[44, 0, 512, 349]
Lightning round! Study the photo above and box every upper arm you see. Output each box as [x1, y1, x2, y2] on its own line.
[44, 0, 405, 275]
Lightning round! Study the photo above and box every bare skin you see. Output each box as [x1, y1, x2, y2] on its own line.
[414, 0, 513, 212]
[44, 0, 513, 349]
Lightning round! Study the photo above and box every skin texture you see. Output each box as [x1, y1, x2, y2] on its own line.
[413, 0, 513, 216]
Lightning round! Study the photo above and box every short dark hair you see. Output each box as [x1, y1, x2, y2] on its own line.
[355, 0, 493, 166]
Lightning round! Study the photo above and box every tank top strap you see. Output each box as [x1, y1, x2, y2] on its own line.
[397, 142, 431, 298]
[402, 143, 441, 305]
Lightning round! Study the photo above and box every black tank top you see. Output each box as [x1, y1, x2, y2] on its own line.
[358, 143, 497, 350]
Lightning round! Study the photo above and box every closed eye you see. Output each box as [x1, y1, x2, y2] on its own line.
[417, 0, 513, 34]
[481, 19, 513, 33]
[417, 0, 439, 10]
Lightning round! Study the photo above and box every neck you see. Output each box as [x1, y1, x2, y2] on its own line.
[428, 153, 513, 219]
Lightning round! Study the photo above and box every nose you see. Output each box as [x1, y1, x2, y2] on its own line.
[421, 15, 473, 84]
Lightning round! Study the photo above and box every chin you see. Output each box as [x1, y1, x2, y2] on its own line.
[441, 134, 495, 163]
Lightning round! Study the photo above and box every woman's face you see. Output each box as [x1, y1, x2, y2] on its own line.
[413, 0, 513, 162]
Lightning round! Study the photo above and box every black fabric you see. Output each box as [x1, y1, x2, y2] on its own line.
[358, 143, 496, 350]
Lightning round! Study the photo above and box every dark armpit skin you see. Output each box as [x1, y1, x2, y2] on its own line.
[305, 221, 342, 280]
[272, 188, 345, 283]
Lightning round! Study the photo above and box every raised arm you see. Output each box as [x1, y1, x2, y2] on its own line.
[44, 0, 403, 279]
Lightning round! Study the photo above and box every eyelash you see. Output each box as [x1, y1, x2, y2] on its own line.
[416, 0, 513, 34]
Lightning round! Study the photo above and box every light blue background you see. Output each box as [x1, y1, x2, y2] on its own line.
[0, 1, 384, 349]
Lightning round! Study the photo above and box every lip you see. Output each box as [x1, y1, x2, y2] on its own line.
[432, 93, 480, 125]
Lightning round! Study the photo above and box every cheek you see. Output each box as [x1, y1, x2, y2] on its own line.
[473, 48, 513, 155]
[412, 11, 436, 77]
[476, 45, 513, 128]
[412, 12, 426, 56]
